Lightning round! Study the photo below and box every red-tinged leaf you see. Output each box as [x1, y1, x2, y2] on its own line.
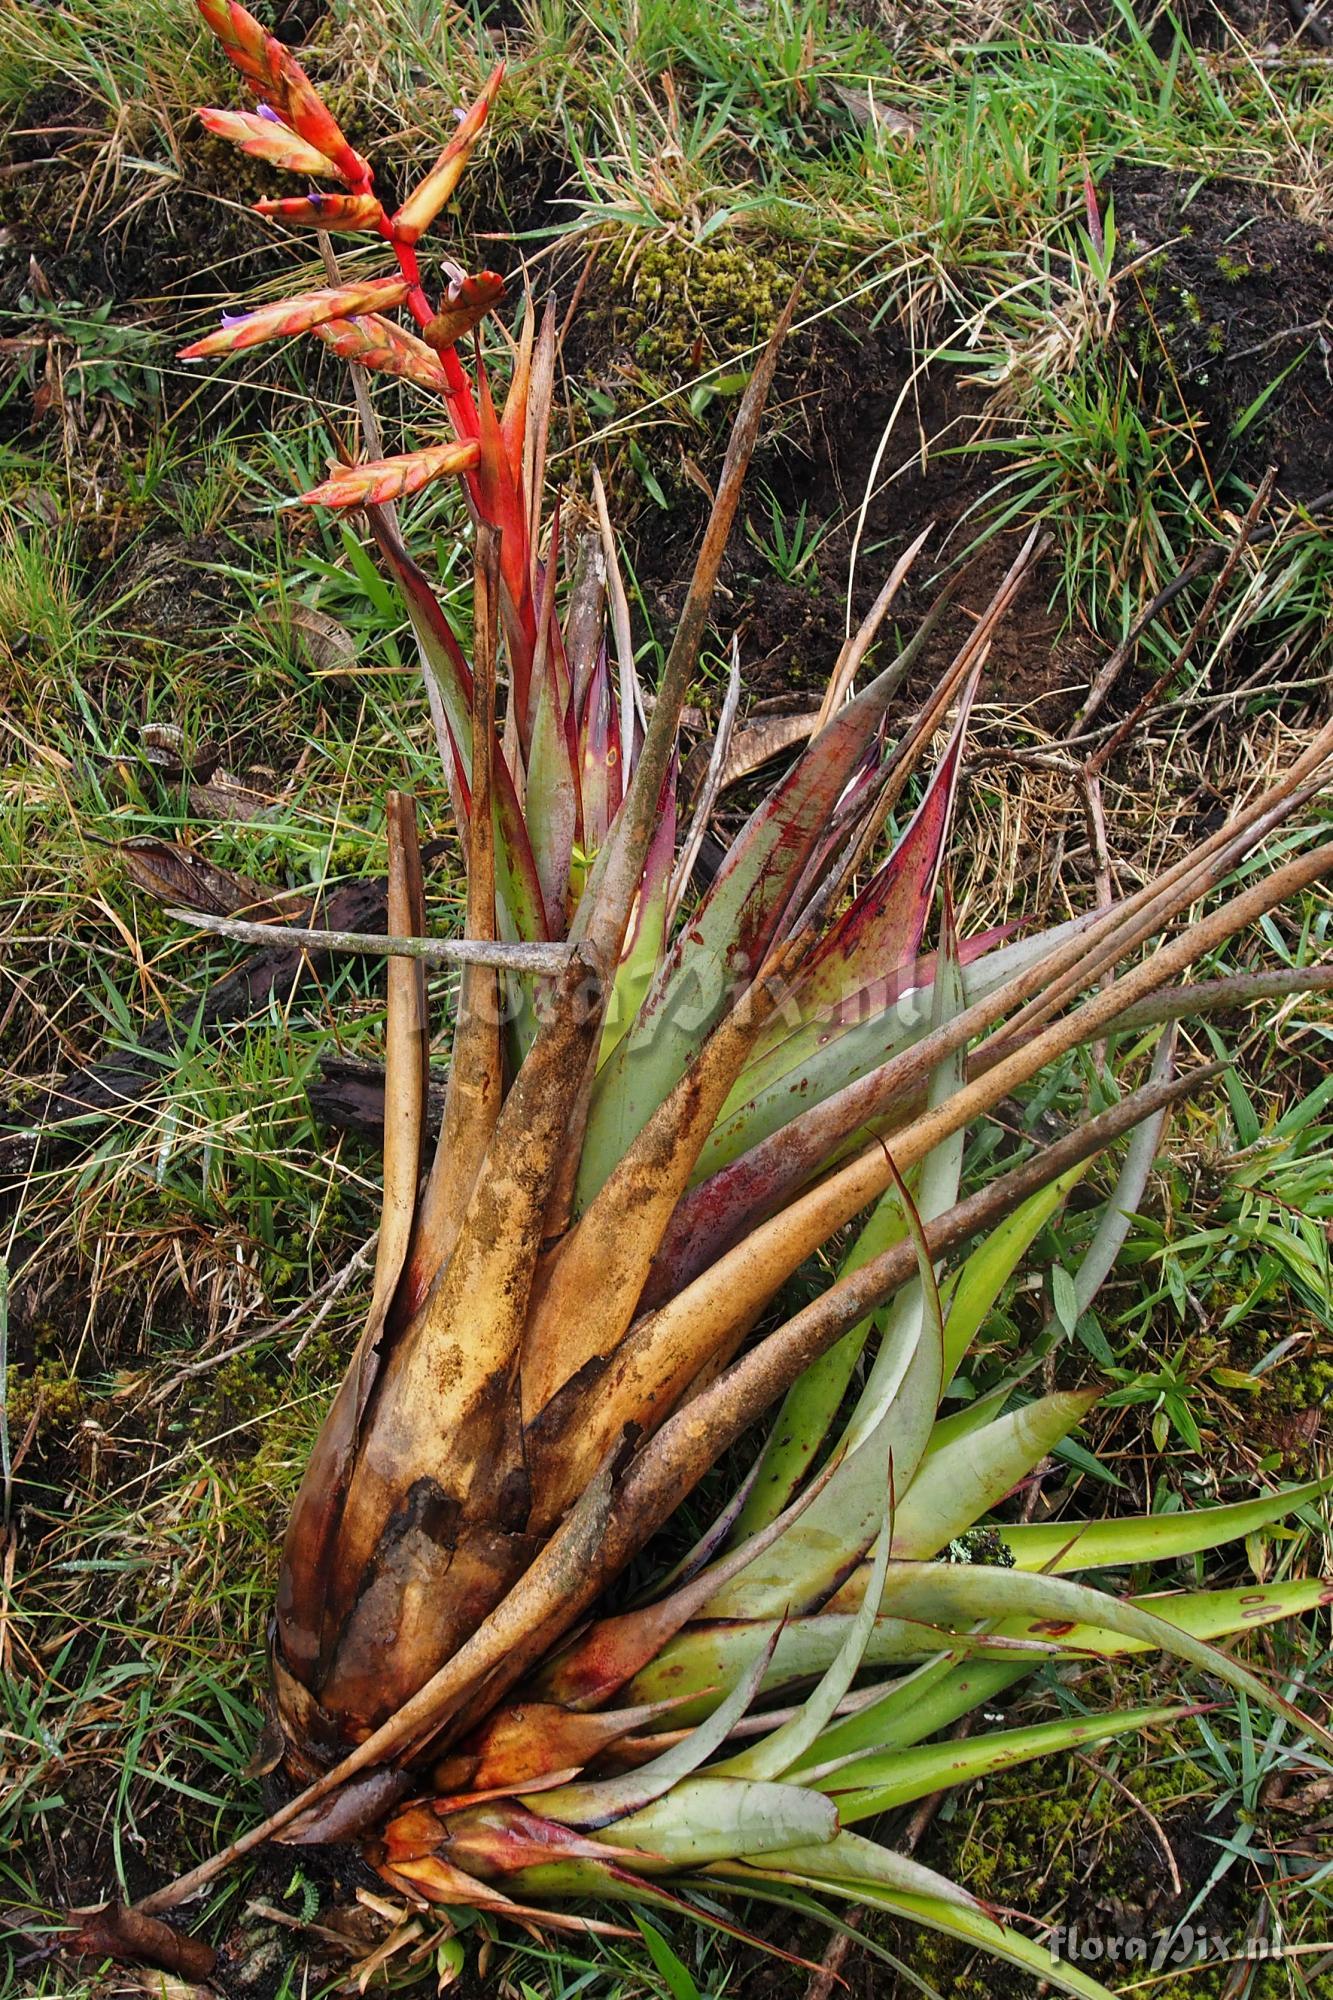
[794, 673, 977, 1020]
[432, 1699, 683, 1795]
[475, 359, 536, 723]
[178, 275, 410, 358]
[531, 516, 578, 748]
[391, 60, 505, 244]
[426, 1803, 657, 1879]
[501, 298, 535, 490]
[522, 305, 558, 577]
[729, 921, 1021, 1151]
[648, 931, 1013, 1301]
[576, 636, 935, 1210]
[197, 106, 336, 175]
[579, 644, 620, 854]
[775, 743, 888, 942]
[300, 437, 481, 510]
[255, 191, 385, 230]
[368, 512, 472, 739]
[369, 518, 549, 944]
[528, 644, 579, 935]
[526, 525, 581, 930]
[376, 1848, 636, 1937]
[423, 271, 506, 354]
[312, 314, 450, 391]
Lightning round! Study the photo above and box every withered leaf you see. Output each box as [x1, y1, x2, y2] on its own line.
[137, 723, 223, 781]
[69, 1902, 216, 1981]
[189, 770, 281, 822]
[277, 603, 359, 677]
[681, 711, 819, 805]
[119, 840, 282, 918]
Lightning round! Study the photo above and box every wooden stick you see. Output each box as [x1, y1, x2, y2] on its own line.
[167, 908, 573, 974]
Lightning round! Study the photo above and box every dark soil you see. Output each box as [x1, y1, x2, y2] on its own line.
[591, 164, 1331, 744]
[1110, 166, 1333, 507]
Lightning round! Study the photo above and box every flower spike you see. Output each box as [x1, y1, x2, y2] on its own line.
[198, 106, 338, 176]
[255, 192, 387, 231]
[195, 0, 370, 186]
[299, 438, 482, 510]
[312, 315, 451, 392]
[422, 272, 506, 354]
[178, 276, 411, 359]
[391, 61, 505, 245]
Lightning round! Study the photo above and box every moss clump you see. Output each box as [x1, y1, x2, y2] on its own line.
[1215, 249, 1254, 284]
[203, 1353, 280, 1438]
[622, 237, 850, 367]
[5, 1360, 82, 1436]
[946, 1525, 1015, 1568]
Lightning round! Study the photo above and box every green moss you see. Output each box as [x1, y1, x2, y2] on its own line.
[946, 1525, 1015, 1568]
[5, 1359, 83, 1436]
[884, 1730, 1248, 1998]
[1215, 250, 1253, 283]
[620, 236, 850, 368]
[203, 1353, 280, 1435]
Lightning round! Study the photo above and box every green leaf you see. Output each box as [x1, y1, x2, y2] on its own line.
[920, 1384, 1011, 1461]
[739, 1831, 980, 1909]
[533, 1626, 779, 1827]
[699, 920, 1092, 1188]
[633, 1916, 702, 2000]
[941, 1168, 1085, 1381]
[889, 1390, 1099, 1562]
[608, 1777, 838, 1867]
[715, 1494, 893, 1781]
[876, 1564, 1333, 1749]
[728, 1178, 911, 1544]
[789, 1656, 1034, 1773]
[814, 1704, 1187, 1823]
[1002, 1476, 1333, 1573]
[1050, 1264, 1079, 1337]
[707, 1119, 951, 1620]
[832, 1888, 1121, 2000]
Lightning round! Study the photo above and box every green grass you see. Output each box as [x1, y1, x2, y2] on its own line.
[1, 0, 1331, 1992]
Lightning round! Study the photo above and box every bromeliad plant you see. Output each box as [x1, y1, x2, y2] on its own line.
[137, 8, 1333, 1990]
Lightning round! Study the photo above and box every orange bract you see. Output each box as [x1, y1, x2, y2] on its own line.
[300, 438, 482, 509]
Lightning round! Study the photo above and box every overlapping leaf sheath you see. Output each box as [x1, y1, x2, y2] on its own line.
[151, 15, 1333, 1983]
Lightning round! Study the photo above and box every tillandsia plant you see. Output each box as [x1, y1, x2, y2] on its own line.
[110, 6, 1333, 1990]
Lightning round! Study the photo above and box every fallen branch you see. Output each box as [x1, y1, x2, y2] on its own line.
[0, 868, 432, 1178]
[169, 908, 574, 973]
